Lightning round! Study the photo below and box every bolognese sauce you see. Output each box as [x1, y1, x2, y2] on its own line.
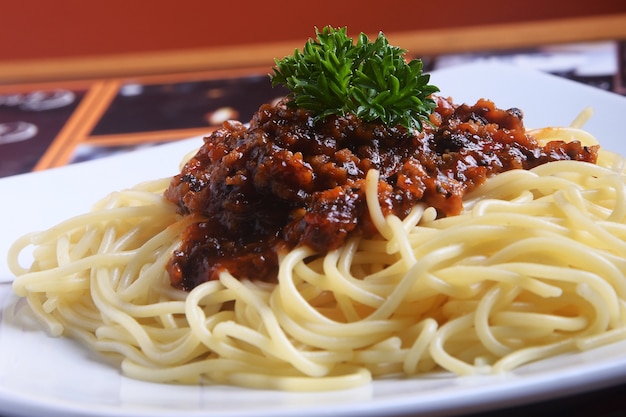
[164, 96, 598, 291]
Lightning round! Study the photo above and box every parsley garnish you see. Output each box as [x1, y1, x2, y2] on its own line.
[270, 26, 439, 132]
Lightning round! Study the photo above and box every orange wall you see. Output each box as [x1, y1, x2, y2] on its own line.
[2, 0, 626, 61]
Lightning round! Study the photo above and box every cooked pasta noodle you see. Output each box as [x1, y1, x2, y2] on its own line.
[9, 124, 626, 391]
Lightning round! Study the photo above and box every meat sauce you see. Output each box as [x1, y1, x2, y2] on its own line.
[164, 96, 598, 291]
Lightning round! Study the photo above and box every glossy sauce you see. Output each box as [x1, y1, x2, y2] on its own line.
[164, 96, 598, 290]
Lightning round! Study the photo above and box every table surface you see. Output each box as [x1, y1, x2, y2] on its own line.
[1, 37, 626, 417]
[471, 381, 626, 416]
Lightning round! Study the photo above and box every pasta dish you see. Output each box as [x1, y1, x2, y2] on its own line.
[8, 28, 626, 392]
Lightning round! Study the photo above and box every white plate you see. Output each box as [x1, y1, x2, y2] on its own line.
[1, 62, 626, 417]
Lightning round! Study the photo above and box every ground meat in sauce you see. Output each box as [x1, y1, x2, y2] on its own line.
[164, 96, 598, 291]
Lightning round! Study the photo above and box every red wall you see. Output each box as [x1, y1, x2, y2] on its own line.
[2, 0, 625, 61]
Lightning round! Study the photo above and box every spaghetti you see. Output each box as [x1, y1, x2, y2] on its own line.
[8, 120, 626, 391]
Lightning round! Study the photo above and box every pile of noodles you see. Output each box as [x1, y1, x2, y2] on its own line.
[9, 119, 626, 391]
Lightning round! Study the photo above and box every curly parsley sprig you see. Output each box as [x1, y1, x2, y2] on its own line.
[270, 26, 439, 132]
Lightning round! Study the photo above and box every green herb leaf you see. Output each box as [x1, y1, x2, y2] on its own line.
[270, 26, 440, 132]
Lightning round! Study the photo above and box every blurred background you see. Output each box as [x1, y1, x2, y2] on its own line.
[1, 0, 626, 177]
[1, 0, 625, 80]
